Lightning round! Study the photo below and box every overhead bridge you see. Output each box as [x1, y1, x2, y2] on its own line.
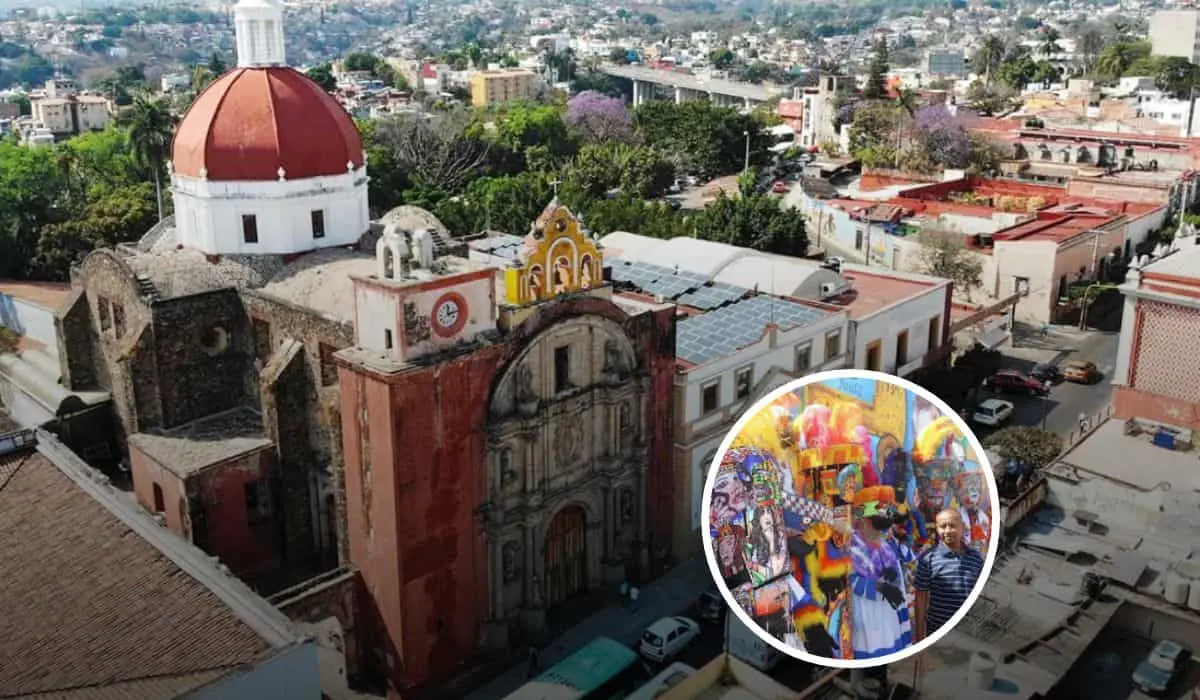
[597, 63, 784, 109]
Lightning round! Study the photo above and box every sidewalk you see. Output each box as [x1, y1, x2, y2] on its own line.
[463, 556, 713, 700]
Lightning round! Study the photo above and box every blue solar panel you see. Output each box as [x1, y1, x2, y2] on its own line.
[677, 282, 748, 310]
[676, 296, 830, 365]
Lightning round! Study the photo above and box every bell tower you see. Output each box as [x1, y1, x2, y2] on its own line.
[234, 0, 287, 68]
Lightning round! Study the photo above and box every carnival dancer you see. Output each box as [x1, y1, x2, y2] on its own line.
[848, 486, 917, 660]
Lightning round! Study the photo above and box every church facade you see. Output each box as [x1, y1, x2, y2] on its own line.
[336, 204, 677, 688]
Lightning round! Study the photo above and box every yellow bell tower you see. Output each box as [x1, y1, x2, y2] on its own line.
[504, 201, 603, 306]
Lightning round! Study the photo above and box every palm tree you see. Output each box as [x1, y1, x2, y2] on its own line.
[973, 36, 1005, 85]
[124, 95, 177, 222]
[1038, 28, 1062, 59]
[894, 87, 919, 117]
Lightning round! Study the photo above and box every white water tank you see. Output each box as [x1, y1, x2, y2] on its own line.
[968, 651, 997, 690]
[1188, 580, 1200, 611]
[1165, 573, 1190, 605]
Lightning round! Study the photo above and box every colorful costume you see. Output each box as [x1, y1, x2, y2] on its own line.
[848, 486, 916, 660]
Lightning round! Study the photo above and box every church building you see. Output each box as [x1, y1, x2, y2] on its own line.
[47, 0, 678, 691]
[54, 0, 445, 583]
[336, 203, 677, 689]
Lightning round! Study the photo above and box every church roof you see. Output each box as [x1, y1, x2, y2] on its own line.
[0, 447, 294, 697]
[171, 66, 364, 181]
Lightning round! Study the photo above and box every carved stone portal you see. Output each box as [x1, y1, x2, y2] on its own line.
[502, 541, 521, 583]
[555, 418, 583, 464]
[403, 303, 431, 346]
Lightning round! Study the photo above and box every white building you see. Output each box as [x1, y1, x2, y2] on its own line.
[796, 74, 844, 150]
[594, 232, 954, 554]
[1149, 9, 1200, 64]
[1133, 90, 1200, 137]
[168, 0, 370, 257]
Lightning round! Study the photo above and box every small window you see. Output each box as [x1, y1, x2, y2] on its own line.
[319, 342, 338, 386]
[701, 380, 720, 415]
[244, 479, 272, 524]
[311, 209, 326, 239]
[795, 343, 812, 373]
[152, 482, 165, 513]
[825, 330, 841, 359]
[866, 341, 882, 372]
[384, 328, 394, 349]
[896, 330, 909, 367]
[927, 316, 939, 352]
[98, 297, 112, 331]
[111, 302, 126, 338]
[252, 318, 271, 361]
[554, 346, 571, 393]
[734, 366, 753, 400]
[242, 214, 259, 244]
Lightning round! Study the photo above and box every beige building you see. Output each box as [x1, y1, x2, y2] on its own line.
[1149, 9, 1200, 63]
[29, 79, 111, 138]
[470, 68, 537, 106]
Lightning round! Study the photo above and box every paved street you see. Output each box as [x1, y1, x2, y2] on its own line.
[462, 556, 822, 700]
[985, 323, 1121, 438]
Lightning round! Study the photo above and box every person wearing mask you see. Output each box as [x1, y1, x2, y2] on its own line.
[913, 509, 985, 643]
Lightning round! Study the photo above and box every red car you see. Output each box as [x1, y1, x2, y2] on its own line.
[771, 180, 790, 194]
[984, 370, 1049, 396]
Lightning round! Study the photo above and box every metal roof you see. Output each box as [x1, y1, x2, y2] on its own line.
[467, 233, 524, 260]
[676, 295, 830, 366]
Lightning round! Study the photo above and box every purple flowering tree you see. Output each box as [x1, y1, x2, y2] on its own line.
[913, 105, 971, 169]
[565, 91, 634, 143]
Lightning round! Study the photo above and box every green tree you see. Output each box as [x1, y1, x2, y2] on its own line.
[1152, 57, 1200, 99]
[864, 37, 890, 100]
[33, 183, 156, 280]
[493, 102, 576, 167]
[123, 95, 177, 221]
[983, 427, 1063, 470]
[307, 63, 337, 92]
[343, 51, 381, 72]
[582, 196, 689, 238]
[709, 48, 735, 70]
[435, 171, 556, 236]
[915, 228, 983, 301]
[1076, 26, 1104, 74]
[971, 36, 1006, 85]
[0, 141, 63, 277]
[692, 192, 808, 255]
[207, 51, 226, 76]
[965, 80, 1020, 115]
[632, 101, 766, 177]
[848, 101, 903, 168]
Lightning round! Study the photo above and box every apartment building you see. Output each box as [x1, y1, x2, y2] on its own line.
[469, 67, 537, 107]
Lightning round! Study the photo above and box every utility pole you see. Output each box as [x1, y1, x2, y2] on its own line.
[743, 130, 751, 172]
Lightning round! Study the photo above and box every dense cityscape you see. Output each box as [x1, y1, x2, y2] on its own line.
[2, 0, 1200, 698]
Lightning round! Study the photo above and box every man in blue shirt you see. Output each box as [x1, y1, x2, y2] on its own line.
[914, 508, 985, 643]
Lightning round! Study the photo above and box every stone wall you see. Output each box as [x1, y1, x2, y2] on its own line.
[270, 567, 365, 684]
[151, 290, 255, 429]
[244, 291, 355, 570]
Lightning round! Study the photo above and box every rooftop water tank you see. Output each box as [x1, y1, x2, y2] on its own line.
[968, 651, 997, 691]
[1188, 580, 1200, 611]
[1165, 573, 1190, 605]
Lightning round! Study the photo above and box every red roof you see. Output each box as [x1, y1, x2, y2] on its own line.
[172, 67, 364, 181]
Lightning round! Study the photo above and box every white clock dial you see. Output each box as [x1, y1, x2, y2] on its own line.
[436, 300, 461, 328]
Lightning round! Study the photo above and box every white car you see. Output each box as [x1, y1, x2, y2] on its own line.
[972, 398, 1014, 427]
[639, 616, 701, 663]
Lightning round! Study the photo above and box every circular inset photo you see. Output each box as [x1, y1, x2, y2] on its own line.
[701, 369, 1000, 669]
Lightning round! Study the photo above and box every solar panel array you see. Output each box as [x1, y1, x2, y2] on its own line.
[469, 234, 524, 261]
[609, 258, 747, 308]
[676, 295, 831, 366]
[675, 283, 748, 311]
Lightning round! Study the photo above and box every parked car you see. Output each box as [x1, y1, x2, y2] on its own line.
[983, 370, 1049, 396]
[771, 180, 790, 194]
[1030, 363, 1064, 384]
[693, 589, 724, 625]
[1132, 639, 1191, 696]
[1063, 360, 1101, 384]
[639, 617, 701, 663]
[973, 398, 1015, 427]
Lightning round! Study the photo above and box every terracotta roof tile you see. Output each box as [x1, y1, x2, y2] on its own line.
[0, 452, 272, 698]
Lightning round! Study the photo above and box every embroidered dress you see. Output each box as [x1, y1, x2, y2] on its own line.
[849, 531, 916, 659]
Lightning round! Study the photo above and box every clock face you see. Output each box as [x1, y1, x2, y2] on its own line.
[431, 292, 468, 338]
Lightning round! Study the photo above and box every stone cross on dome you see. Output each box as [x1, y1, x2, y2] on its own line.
[234, 0, 287, 68]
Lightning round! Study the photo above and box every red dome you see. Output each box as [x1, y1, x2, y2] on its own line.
[172, 67, 364, 182]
